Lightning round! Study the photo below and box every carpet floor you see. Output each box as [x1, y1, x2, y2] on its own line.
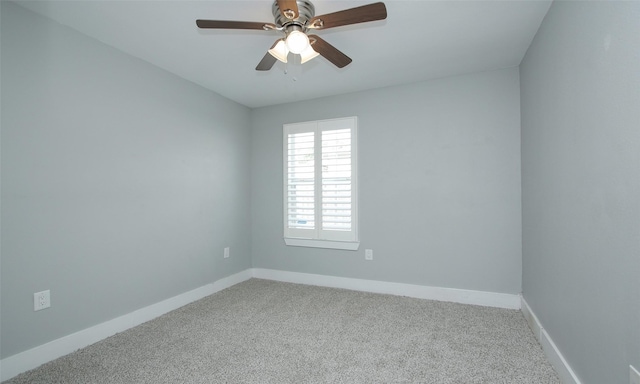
[4, 279, 560, 383]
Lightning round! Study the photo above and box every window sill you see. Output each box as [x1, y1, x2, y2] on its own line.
[284, 238, 360, 251]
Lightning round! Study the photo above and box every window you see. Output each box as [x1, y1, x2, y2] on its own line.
[283, 117, 359, 250]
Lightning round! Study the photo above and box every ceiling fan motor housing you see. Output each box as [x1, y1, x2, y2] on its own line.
[272, 0, 315, 28]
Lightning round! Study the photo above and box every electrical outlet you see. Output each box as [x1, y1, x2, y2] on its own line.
[34, 290, 51, 311]
[631, 365, 640, 384]
[224, 247, 230, 259]
[365, 249, 373, 261]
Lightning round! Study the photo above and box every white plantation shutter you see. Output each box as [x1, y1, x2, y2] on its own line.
[284, 117, 358, 247]
[286, 124, 316, 239]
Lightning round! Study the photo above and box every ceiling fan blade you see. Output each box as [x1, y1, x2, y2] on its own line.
[308, 2, 387, 30]
[196, 20, 276, 30]
[256, 40, 281, 71]
[276, 0, 299, 20]
[308, 35, 352, 68]
[256, 53, 278, 71]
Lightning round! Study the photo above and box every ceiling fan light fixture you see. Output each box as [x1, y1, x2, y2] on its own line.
[285, 30, 310, 54]
[268, 39, 289, 63]
[300, 44, 319, 64]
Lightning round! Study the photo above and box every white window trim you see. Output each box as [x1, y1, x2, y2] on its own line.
[283, 117, 359, 251]
[283, 238, 360, 251]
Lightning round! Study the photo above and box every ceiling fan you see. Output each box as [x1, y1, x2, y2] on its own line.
[196, 0, 387, 71]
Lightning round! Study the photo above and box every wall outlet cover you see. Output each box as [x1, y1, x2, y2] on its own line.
[224, 247, 230, 259]
[34, 290, 51, 311]
[365, 249, 373, 260]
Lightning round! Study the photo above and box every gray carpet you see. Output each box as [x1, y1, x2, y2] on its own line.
[4, 279, 559, 383]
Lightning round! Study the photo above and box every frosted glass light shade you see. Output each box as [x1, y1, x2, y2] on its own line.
[285, 31, 309, 54]
[300, 44, 319, 64]
[268, 39, 289, 63]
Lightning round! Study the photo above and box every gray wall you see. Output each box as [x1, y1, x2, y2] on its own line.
[520, 1, 640, 383]
[251, 68, 523, 294]
[1, 2, 252, 358]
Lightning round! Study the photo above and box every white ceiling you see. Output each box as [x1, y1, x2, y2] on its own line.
[16, 0, 552, 109]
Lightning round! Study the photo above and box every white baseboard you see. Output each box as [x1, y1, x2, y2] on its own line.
[521, 296, 582, 384]
[251, 268, 521, 310]
[0, 269, 252, 382]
